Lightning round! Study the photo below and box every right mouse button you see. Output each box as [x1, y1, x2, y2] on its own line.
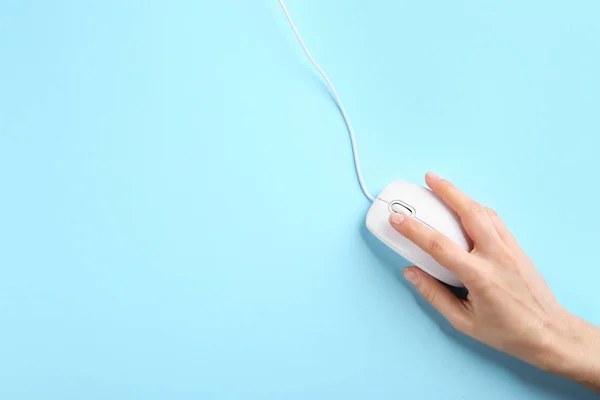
[390, 202, 412, 216]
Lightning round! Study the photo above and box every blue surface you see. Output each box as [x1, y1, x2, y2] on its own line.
[1, 0, 599, 398]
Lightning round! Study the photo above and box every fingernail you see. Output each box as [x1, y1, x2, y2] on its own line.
[427, 171, 441, 181]
[390, 213, 405, 224]
[403, 268, 419, 284]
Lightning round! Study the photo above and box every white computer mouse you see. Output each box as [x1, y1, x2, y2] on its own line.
[278, 2, 471, 286]
[366, 180, 471, 287]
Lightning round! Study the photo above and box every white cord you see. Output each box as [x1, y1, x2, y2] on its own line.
[278, 0, 376, 202]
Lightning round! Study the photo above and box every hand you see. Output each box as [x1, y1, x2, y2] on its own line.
[389, 172, 600, 392]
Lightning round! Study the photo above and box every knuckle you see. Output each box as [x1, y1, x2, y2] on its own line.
[441, 180, 458, 197]
[421, 287, 437, 305]
[486, 207, 498, 217]
[440, 179, 455, 191]
[465, 201, 486, 216]
[469, 270, 493, 292]
[500, 251, 518, 267]
[427, 236, 449, 254]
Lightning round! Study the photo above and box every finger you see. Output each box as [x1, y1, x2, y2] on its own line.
[485, 208, 521, 251]
[403, 267, 470, 331]
[425, 172, 500, 249]
[389, 213, 472, 279]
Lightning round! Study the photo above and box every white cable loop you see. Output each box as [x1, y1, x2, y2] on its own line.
[278, 0, 376, 202]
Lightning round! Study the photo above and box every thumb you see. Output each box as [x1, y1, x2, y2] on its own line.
[403, 267, 469, 329]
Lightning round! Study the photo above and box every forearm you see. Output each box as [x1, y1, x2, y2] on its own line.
[541, 313, 600, 392]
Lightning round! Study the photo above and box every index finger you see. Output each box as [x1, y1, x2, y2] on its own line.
[389, 212, 473, 282]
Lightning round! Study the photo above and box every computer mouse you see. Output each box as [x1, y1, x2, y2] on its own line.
[366, 180, 471, 287]
[278, 2, 471, 286]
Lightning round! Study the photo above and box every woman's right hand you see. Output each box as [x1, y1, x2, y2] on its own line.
[389, 172, 600, 392]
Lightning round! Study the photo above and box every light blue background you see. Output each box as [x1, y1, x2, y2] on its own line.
[1, 0, 599, 398]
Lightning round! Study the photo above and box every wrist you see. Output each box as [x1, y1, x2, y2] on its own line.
[538, 311, 600, 390]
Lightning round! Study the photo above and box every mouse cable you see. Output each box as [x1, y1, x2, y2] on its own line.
[278, 0, 376, 202]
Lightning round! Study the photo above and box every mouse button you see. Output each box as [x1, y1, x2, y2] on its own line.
[376, 180, 414, 202]
[390, 202, 413, 216]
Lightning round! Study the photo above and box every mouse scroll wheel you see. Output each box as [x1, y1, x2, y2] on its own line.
[390, 202, 412, 216]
